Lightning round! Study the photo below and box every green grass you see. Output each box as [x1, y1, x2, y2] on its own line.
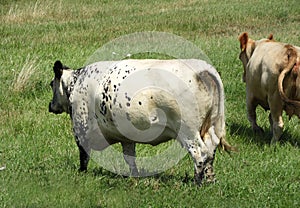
[1, 0, 300, 207]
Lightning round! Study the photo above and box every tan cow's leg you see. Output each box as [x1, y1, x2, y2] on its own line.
[268, 95, 284, 143]
[246, 95, 264, 134]
[268, 113, 273, 134]
[271, 116, 284, 144]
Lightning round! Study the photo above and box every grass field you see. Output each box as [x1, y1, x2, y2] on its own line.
[1, 0, 300, 207]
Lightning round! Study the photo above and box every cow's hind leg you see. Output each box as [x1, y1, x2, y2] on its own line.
[190, 151, 205, 185]
[121, 142, 139, 176]
[247, 96, 264, 134]
[268, 96, 284, 144]
[183, 132, 208, 186]
[203, 149, 217, 183]
[269, 113, 273, 134]
[202, 127, 220, 183]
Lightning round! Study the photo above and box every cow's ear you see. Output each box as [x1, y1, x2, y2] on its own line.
[238, 32, 248, 51]
[267, 33, 274, 40]
[53, 60, 63, 79]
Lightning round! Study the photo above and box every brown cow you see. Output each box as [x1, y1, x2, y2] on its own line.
[238, 32, 300, 143]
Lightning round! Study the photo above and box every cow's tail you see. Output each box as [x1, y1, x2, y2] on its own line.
[278, 46, 300, 107]
[199, 70, 238, 153]
[200, 109, 237, 153]
[200, 108, 237, 153]
[210, 69, 238, 153]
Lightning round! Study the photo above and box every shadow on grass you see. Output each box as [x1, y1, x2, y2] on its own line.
[152, 172, 194, 184]
[90, 167, 195, 184]
[228, 122, 299, 148]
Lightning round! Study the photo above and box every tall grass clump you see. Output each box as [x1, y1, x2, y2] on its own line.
[4, 0, 63, 23]
[11, 55, 39, 93]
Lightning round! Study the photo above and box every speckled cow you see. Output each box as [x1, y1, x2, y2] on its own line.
[49, 59, 234, 185]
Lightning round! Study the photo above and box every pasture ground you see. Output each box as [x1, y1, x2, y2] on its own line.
[0, 0, 299, 207]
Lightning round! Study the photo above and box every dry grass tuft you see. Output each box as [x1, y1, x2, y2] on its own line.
[12, 56, 39, 92]
[3, 0, 63, 23]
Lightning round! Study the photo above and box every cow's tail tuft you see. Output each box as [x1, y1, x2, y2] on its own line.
[219, 137, 238, 153]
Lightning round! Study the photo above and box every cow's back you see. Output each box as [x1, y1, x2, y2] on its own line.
[246, 42, 290, 106]
[71, 59, 223, 149]
[95, 59, 216, 145]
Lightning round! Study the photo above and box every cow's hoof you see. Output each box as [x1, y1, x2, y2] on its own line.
[253, 126, 264, 134]
[78, 167, 87, 172]
[270, 138, 279, 145]
[204, 165, 215, 183]
[206, 177, 217, 184]
[194, 180, 203, 186]
[194, 173, 204, 186]
[130, 169, 139, 177]
[205, 173, 216, 183]
[130, 172, 139, 177]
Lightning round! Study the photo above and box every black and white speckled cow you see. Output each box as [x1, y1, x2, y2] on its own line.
[49, 59, 234, 185]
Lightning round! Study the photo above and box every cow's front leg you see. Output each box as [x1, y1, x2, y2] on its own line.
[184, 133, 208, 186]
[203, 128, 219, 183]
[121, 142, 138, 176]
[75, 136, 90, 172]
[194, 161, 205, 185]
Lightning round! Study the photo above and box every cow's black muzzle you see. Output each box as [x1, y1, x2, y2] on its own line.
[49, 102, 62, 114]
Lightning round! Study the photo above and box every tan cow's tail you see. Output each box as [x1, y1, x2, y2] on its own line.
[278, 46, 300, 108]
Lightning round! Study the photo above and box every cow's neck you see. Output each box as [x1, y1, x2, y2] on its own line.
[65, 68, 82, 98]
[62, 68, 83, 115]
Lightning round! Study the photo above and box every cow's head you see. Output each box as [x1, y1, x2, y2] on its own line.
[49, 60, 73, 114]
[238, 32, 274, 82]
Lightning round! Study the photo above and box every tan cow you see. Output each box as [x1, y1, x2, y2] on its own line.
[238, 32, 300, 143]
